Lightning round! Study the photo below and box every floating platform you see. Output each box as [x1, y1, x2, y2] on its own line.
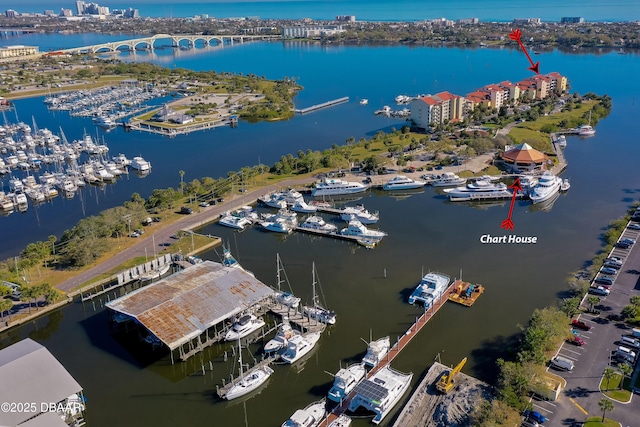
[447, 280, 484, 307]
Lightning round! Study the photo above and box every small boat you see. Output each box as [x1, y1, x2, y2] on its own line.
[281, 400, 326, 427]
[280, 330, 322, 364]
[578, 111, 596, 137]
[408, 272, 450, 307]
[290, 200, 318, 213]
[348, 366, 413, 425]
[327, 363, 366, 402]
[560, 179, 571, 192]
[260, 218, 294, 234]
[339, 204, 379, 224]
[383, 175, 427, 191]
[339, 220, 386, 241]
[556, 134, 567, 147]
[298, 216, 338, 233]
[225, 314, 266, 341]
[359, 99, 368, 105]
[362, 336, 390, 368]
[329, 414, 352, 427]
[130, 156, 151, 172]
[264, 317, 299, 354]
[225, 340, 274, 400]
[430, 172, 467, 187]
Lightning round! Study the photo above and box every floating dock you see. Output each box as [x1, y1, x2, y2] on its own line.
[294, 97, 349, 114]
[447, 280, 484, 307]
[269, 302, 327, 333]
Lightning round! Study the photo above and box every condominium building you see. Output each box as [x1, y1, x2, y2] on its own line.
[0, 45, 38, 59]
[410, 91, 464, 128]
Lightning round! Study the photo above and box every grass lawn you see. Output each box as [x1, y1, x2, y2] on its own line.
[599, 372, 632, 402]
[584, 417, 620, 427]
[508, 126, 552, 151]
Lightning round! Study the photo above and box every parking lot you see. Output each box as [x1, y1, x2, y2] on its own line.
[537, 218, 640, 426]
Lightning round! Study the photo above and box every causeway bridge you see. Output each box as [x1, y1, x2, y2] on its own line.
[50, 33, 280, 55]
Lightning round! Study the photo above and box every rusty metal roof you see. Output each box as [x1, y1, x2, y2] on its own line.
[106, 261, 274, 350]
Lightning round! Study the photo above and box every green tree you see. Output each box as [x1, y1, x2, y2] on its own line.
[0, 299, 13, 324]
[598, 397, 614, 422]
[618, 363, 633, 389]
[179, 170, 185, 194]
[603, 367, 616, 391]
[586, 296, 600, 313]
[621, 304, 638, 320]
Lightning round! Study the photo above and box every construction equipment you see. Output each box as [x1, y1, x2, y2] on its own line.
[435, 357, 467, 394]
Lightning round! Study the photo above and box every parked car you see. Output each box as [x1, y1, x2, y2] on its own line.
[523, 410, 548, 424]
[572, 319, 592, 331]
[607, 256, 623, 263]
[627, 223, 640, 230]
[199, 201, 210, 207]
[600, 267, 618, 276]
[589, 286, 610, 296]
[595, 276, 614, 286]
[179, 206, 194, 215]
[603, 261, 622, 269]
[620, 237, 636, 245]
[129, 231, 140, 238]
[567, 336, 585, 346]
[615, 242, 631, 249]
[521, 419, 539, 427]
[550, 355, 574, 371]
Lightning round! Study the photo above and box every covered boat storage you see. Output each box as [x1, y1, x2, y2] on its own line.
[105, 260, 274, 362]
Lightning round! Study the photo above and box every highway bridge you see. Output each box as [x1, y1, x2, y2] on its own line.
[49, 33, 280, 55]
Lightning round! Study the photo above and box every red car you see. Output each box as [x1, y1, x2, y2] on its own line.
[571, 319, 592, 331]
[567, 336, 585, 346]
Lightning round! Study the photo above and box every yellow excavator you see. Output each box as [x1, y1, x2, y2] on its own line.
[436, 357, 467, 394]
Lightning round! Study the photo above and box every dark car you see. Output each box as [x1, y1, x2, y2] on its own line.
[620, 237, 636, 245]
[179, 206, 193, 215]
[571, 319, 592, 331]
[595, 276, 614, 286]
[523, 410, 548, 424]
[615, 242, 631, 249]
[603, 261, 622, 270]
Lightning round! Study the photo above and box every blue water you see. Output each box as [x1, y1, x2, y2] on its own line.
[5, 0, 640, 21]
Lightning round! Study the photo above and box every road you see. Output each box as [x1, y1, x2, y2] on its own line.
[535, 220, 640, 426]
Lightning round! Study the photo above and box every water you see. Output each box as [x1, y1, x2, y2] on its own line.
[5, 0, 640, 22]
[0, 34, 640, 426]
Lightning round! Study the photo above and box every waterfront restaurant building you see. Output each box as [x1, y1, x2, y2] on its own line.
[500, 142, 548, 172]
[106, 260, 274, 362]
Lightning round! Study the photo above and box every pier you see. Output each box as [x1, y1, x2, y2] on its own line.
[124, 118, 233, 136]
[320, 283, 456, 426]
[269, 302, 327, 333]
[294, 97, 349, 114]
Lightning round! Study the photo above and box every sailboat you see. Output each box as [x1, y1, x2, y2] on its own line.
[274, 253, 301, 309]
[225, 339, 274, 400]
[578, 110, 596, 137]
[303, 262, 336, 325]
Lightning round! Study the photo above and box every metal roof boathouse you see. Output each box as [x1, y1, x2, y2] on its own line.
[106, 260, 274, 362]
[0, 339, 85, 427]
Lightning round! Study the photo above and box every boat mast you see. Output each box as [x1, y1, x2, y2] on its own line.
[276, 253, 282, 292]
[237, 337, 244, 381]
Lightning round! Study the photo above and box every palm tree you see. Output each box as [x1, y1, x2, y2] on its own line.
[603, 367, 616, 391]
[598, 397, 614, 422]
[618, 363, 633, 390]
[179, 170, 185, 194]
[586, 296, 600, 313]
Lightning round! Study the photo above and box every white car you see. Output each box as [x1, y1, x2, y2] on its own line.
[590, 286, 610, 296]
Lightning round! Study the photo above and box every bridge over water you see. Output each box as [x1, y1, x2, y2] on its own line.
[51, 33, 280, 55]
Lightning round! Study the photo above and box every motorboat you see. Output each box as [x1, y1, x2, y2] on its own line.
[112, 153, 132, 168]
[348, 366, 413, 425]
[443, 178, 513, 201]
[327, 363, 366, 402]
[219, 214, 252, 230]
[339, 220, 386, 241]
[130, 156, 151, 172]
[260, 218, 294, 234]
[261, 192, 288, 209]
[430, 172, 467, 187]
[290, 200, 318, 213]
[382, 175, 427, 191]
[529, 171, 562, 204]
[339, 204, 379, 224]
[280, 330, 322, 364]
[359, 99, 368, 105]
[264, 318, 299, 354]
[560, 179, 571, 192]
[225, 340, 274, 400]
[362, 336, 391, 368]
[224, 314, 266, 341]
[311, 178, 368, 197]
[0, 192, 15, 211]
[93, 116, 116, 128]
[556, 135, 567, 147]
[281, 400, 326, 427]
[298, 216, 338, 233]
[408, 272, 451, 307]
[261, 208, 298, 225]
[329, 414, 352, 427]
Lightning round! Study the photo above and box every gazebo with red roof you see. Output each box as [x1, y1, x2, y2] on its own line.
[501, 142, 548, 172]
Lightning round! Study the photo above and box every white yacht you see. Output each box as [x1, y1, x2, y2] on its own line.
[578, 124, 595, 137]
[382, 175, 427, 191]
[264, 318, 300, 354]
[261, 208, 298, 225]
[130, 156, 151, 172]
[290, 200, 318, 213]
[329, 414, 352, 427]
[529, 172, 562, 204]
[261, 193, 288, 209]
[260, 218, 294, 234]
[339, 204, 379, 224]
[340, 220, 386, 241]
[362, 336, 391, 368]
[299, 216, 338, 233]
[0, 192, 15, 211]
[224, 314, 266, 341]
[408, 272, 451, 307]
[219, 214, 253, 230]
[430, 172, 467, 187]
[348, 366, 413, 425]
[113, 153, 132, 168]
[327, 363, 366, 402]
[280, 330, 322, 364]
[93, 116, 115, 128]
[557, 134, 567, 147]
[281, 400, 326, 427]
[311, 178, 368, 197]
[443, 178, 513, 201]
[225, 342, 274, 400]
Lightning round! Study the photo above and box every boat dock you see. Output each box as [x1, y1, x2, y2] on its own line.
[124, 118, 233, 137]
[269, 302, 327, 333]
[294, 97, 349, 114]
[447, 280, 484, 307]
[292, 225, 375, 244]
[320, 283, 456, 426]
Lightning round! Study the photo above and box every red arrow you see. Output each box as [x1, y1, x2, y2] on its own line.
[500, 178, 523, 230]
[508, 28, 540, 74]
